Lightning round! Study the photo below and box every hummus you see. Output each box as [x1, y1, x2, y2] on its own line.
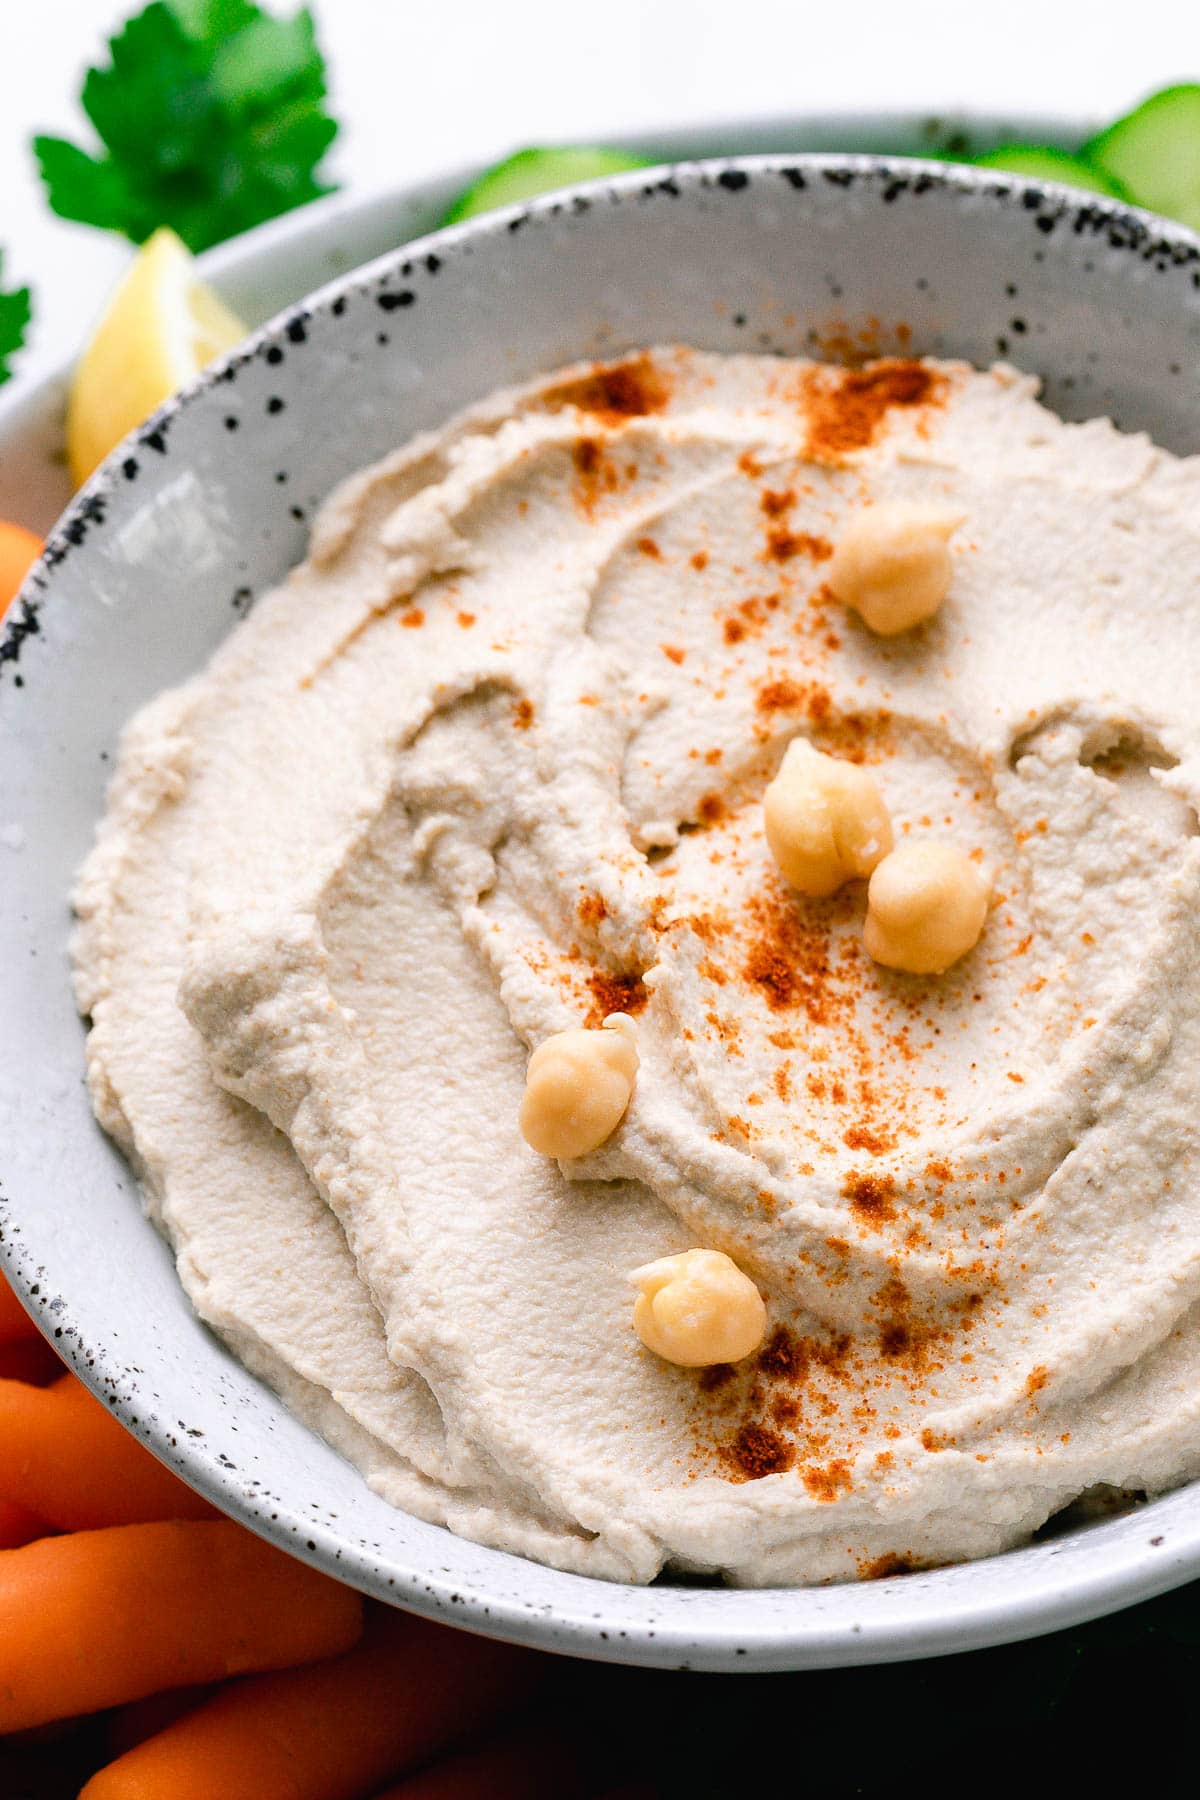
[73, 347, 1200, 1584]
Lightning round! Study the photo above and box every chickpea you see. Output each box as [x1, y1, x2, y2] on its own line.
[828, 502, 964, 636]
[864, 841, 990, 974]
[519, 1013, 638, 1159]
[630, 1248, 766, 1367]
[763, 738, 893, 898]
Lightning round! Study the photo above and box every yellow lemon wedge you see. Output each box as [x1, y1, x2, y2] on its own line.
[66, 227, 248, 487]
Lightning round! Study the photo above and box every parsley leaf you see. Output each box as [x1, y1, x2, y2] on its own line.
[0, 254, 32, 387]
[32, 1, 338, 254]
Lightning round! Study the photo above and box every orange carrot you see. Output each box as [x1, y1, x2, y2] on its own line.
[0, 1519, 363, 1731]
[369, 1720, 586, 1800]
[0, 1372, 217, 1528]
[105, 1685, 214, 1759]
[0, 1271, 39, 1347]
[0, 521, 42, 617]
[0, 1335, 62, 1386]
[80, 1607, 541, 1800]
[0, 1498, 48, 1550]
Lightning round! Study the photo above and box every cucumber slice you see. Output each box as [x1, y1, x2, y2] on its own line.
[973, 145, 1128, 199]
[441, 147, 652, 225]
[1084, 85, 1200, 229]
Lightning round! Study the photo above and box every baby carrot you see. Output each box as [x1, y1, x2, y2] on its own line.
[0, 1271, 39, 1347]
[0, 1499, 47, 1550]
[105, 1685, 214, 1759]
[80, 1608, 541, 1800]
[0, 520, 42, 617]
[0, 1335, 61, 1385]
[369, 1720, 586, 1799]
[0, 1519, 363, 1731]
[0, 1373, 217, 1528]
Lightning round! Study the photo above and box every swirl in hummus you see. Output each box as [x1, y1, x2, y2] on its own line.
[73, 346, 1200, 1584]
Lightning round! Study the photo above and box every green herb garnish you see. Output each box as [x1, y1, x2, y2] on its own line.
[0, 254, 32, 387]
[33, 0, 338, 254]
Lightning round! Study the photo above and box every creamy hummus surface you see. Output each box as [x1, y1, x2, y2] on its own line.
[73, 347, 1200, 1584]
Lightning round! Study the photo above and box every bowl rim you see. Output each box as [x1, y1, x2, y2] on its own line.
[0, 107, 1097, 536]
[5, 147, 1200, 1672]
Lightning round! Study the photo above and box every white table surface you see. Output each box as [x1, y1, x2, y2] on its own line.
[0, 0, 1192, 394]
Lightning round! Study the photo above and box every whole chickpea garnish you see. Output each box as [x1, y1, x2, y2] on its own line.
[764, 738, 893, 898]
[519, 1013, 638, 1159]
[630, 1248, 766, 1367]
[864, 840, 990, 974]
[828, 502, 964, 636]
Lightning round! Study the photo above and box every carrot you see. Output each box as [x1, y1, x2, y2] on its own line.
[0, 520, 42, 617]
[0, 1519, 363, 1731]
[0, 1335, 62, 1386]
[369, 1720, 586, 1800]
[0, 1372, 217, 1528]
[80, 1607, 541, 1800]
[0, 1270, 39, 1347]
[106, 1685, 214, 1759]
[0, 1498, 48, 1550]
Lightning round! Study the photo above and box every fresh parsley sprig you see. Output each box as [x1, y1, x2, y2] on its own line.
[33, 0, 339, 254]
[0, 254, 32, 387]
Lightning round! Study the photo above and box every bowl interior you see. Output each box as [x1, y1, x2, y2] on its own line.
[4, 154, 1200, 1671]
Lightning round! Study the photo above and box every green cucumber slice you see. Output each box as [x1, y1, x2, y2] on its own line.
[441, 147, 652, 225]
[1084, 85, 1200, 229]
[973, 145, 1128, 199]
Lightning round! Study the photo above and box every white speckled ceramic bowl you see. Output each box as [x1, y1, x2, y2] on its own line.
[5, 151, 1200, 1672]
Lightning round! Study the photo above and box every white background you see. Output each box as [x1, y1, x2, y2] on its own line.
[0, 0, 1193, 388]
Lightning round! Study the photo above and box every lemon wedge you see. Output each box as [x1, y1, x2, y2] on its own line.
[66, 227, 248, 487]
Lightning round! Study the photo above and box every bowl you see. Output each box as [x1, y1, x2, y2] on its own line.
[4, 152, 1200, 1673]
